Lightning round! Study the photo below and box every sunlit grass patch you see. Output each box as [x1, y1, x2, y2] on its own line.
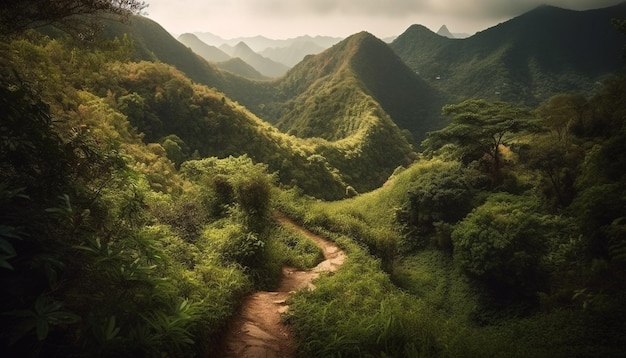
[267, 224, 324, 270]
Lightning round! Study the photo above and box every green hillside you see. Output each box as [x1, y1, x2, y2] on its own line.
[100, 19, 419, 195]
[391, 3, 626, 106]
[217, 57, 267, 80]
[248, 32, 445, 145]
[2, 3, 626, 357]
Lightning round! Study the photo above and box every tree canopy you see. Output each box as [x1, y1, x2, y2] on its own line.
[0, 0, 147, 36]
[422, 99, 539, 185]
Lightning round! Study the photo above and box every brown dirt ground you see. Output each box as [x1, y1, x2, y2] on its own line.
[212, 215, 345, 358]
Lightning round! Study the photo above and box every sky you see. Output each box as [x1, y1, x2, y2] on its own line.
[144, 0, 625, 39]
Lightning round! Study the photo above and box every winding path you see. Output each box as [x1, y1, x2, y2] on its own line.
[214, 215, 346, 358]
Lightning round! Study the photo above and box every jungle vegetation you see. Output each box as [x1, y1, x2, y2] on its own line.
[1, 4, 625, 357]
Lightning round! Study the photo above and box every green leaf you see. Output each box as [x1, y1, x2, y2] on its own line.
[35, 318, 49, 341]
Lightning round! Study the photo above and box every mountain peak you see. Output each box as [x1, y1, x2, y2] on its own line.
[437, 25, 455, 38]
[234, 41, 252, 50]
[177, 33, 231, 63]
[345, 31, 377, 44]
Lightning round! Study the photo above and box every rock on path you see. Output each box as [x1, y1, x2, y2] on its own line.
[213, 215, 345, 358]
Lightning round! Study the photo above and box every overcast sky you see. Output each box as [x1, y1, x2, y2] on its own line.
[144, 0, 624, 39]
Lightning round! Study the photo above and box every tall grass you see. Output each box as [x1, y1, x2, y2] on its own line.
[285, 235, 445, 357]
[275, 158, 624, 357]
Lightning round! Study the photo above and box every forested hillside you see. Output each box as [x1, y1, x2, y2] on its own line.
[101, 18, 419, 194]
[1, 1, 626, 357]
[391, 3, 626, 106]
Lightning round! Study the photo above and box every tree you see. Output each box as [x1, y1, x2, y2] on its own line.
[537, 93, 588, 143]
[0, 0, 147, 37]
[422, 99, 538, 186]
[395, 161, 473, 252]
[452, 193, 549, 301]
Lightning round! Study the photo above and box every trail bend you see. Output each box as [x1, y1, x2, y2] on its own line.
[214, 214, 346, 358]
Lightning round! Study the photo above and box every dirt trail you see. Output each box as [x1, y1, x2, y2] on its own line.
[214, 215, 346, 358]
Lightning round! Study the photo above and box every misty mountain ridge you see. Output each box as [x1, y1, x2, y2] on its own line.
[217, 57, 267, 80]
[194, 32, 342, 69]
[260, 40, 326, 67]
[177, 33, 231, 62]
[194, 32, 342, 52]
[228, 41, 290, 78]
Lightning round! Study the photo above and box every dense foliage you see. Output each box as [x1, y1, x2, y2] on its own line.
[1, 9, 626, 358]
[390, 4, 626, 107]
[279, 70, 626, 355]
[0, 31, 323, 356]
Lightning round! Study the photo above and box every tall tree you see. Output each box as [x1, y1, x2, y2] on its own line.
[422, 99, 538, 186]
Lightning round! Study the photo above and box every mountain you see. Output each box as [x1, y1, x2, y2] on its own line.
[177, 33, 231, 62]
[260, 40, 326, 67]
[195, 32, 342, 52]
[228, 41, 290, 78]
[260, 32, 422, 190]
[175, 33, 269, 79]
[191, 31, 227, 47]
[391, 3, 626, 106]
[219, 43, 234, 55]
[101, 15, 236, 91]
[216, 57, 267, 80]
[247, 31, 445, 144]
[437, 25, 454, 38]
[97, 16, 417, 197]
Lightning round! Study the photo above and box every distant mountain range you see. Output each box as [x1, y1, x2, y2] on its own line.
[193, 32, 342, 53]
[436, 25, 470, 39]
[177, 33, 337, 78]
[260, 41, 326, 67]
[221, 41, 289, 78]
[177, 33, 230, 62]
[98, 2, 626, 196]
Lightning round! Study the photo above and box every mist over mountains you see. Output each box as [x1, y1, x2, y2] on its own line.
[178, 32, 340, 76]
[193, 32, 342, 52]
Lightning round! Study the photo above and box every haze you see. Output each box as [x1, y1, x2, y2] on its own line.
[145, 0, 624, 39]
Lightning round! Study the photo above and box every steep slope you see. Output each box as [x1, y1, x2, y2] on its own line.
[100, 16, 274, 110]
[101, 16, 222, 85]
[229, 42, 290, 78]
[260, 40, 326, 67]
[257, 32, 445, 142]
[177, 33, 231, 62]
[349, 33, 446, 139]
[99, 18, 420, 194]
[391, 3, 626, 106]
[217, 57, 268, 80]
[101, 15, 240, 93]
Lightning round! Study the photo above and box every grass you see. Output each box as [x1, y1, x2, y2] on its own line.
[274, 158, 626, 357]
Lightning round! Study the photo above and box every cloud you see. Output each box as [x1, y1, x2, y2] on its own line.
[249, 0, 623, 18]
[145, 0, 625, 38]
[250, 0, 429, 17]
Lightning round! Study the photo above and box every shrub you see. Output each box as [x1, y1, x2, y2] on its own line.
[452, 193, 548, 301]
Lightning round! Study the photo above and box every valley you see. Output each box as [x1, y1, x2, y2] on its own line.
[1, 1, 626, 357]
